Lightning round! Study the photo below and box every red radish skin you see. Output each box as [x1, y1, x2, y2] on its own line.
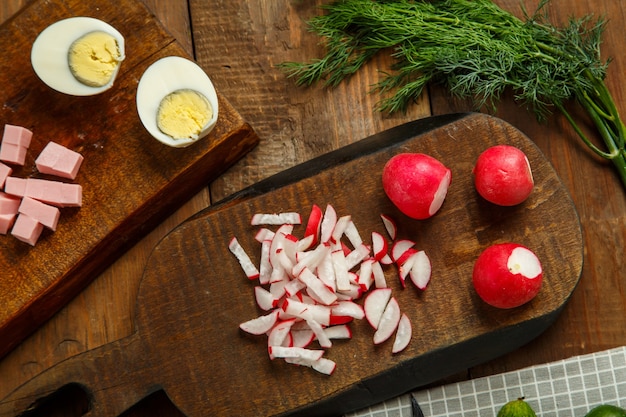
[473, 144, 534, 206]
[472, 243, 543, 309]
[382, 153, 452, 220]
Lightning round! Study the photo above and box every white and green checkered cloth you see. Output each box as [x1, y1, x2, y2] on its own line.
[347, 346, 626, 417]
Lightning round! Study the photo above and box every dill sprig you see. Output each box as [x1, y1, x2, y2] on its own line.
[280, 0, 626, 191]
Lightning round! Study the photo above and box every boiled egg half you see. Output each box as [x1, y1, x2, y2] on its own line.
[31, 17, 125, 96]
[136, 56, 219, 148]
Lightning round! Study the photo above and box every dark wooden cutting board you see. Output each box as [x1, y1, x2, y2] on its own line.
[0, 113, 583, 417]
[0, 0, 258, 359]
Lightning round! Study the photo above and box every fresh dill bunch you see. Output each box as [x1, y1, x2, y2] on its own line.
[280, 0, 626, 190]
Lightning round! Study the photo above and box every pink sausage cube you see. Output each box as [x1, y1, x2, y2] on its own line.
[35, 141, 84, 180]
[18, 197, 60, 231]
[2, 125, 32, 148]
[0, 162, 11, 187]
[0, 213, 16, 235]
[0, 142, 28, 166]
[4, 176, 26, 197]
[23, 178, 82, 207]
[11, 213, 43, 246]
[0, 192, 21, 215]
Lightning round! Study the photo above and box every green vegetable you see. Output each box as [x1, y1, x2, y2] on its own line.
[280, 0, 626, 191]
[497, 398, 537, 417]
[586, 404, 626, 417]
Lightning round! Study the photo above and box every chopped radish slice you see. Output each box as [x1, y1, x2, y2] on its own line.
[331, 249, 351, 292]
[324, 324, 352, 339]
[331, 215, 351, 243]
[380, 214, 397, 240]
[409, 250, 432, 290]
[282, 298, 331, 326]
[306, 319, 332, 348]
[251, 212, 302, 225]
[364, 288, 392, 329]
[320, 204, 337, 243]
[239, 310, 280, 335]
[344, 220, 363, 248]
[345, 243, 371, 270]
[392, 313, 412, 353]
[228, 237, 260, 280]
[284, 356, 336, 375]
[371, 231, 388, 262]
[331, 300, 365, 320]
[391, 239, 416, 263]
[358, 258, 374, 291]
[372, 260, 387, 288]
[373, 297, 401, 345]
[254, 286, 279, 310]
[298, 267, 337, 306]
[268, 319, 297, 354]
[304, 204, 323, 246]
[268, 346, 324, 361]
[291, 329, 315, 348]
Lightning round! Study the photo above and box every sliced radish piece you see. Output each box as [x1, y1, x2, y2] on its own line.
[380, 214, 397, 240]
[267, 319, 297, 356]
[254, 286, 279, 310]
[258, 239, 272, 284]
[371, 260, 387, 288]
[344, 220, 363, 248]
[364, 287, 392, 329]
[284, 278, 307, 298]
[254, 227, 275, 243]
[358, 258, 374, 291]
[290, 329, 315, 348]
[345, 243, 371, 270]
[307, 318, 332, 348]
[298, 267, 337, 306]
[373, 297, 401, 345]
[371, 231, 388, 262]
[331, 215, 352, 243]
[392, 313, 412, 353]
[282, 298, 331, 326]
[284, 356, 336, 375]
[320, 204, 337, 244]
[228, 237, 260, 280]
[397, 248, 418, 288]
[331, 249, 351, 292]
[409, 250, 432, 290]
[331, 300, 365, 320]
[268, 346, 324, 361]
[251, 212, 302, 225]
[239, 310, 280, 335]
[304, 204, 323, 246]
[324, 324, 352, 340]
[292, 242, 330, 277]
[391, 239, 416, 263]
[329, 315, 354, 325]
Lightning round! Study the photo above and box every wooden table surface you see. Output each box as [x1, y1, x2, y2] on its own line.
[0, 0, 625, 416]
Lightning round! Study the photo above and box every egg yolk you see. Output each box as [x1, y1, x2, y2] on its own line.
[68, 31, 122, 87]
[156, 89, 213, 140]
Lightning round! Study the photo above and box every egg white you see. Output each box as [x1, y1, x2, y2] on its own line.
[136, 56, 219, 148]
[31, 17, 125, 96]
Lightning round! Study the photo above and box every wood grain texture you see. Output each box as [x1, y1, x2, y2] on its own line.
[0, 0, 258, 359]
[0, 113, 583, 417]
[0, 0, 625, 416]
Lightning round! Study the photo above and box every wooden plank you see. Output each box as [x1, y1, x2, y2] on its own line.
[0, 114, 583, 417]
[0, 0, 258, 359]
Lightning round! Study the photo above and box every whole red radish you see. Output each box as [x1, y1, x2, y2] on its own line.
[472, 242, 543, 309]
[473, 144, 534, 206]
[382, 153, 451, 220]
